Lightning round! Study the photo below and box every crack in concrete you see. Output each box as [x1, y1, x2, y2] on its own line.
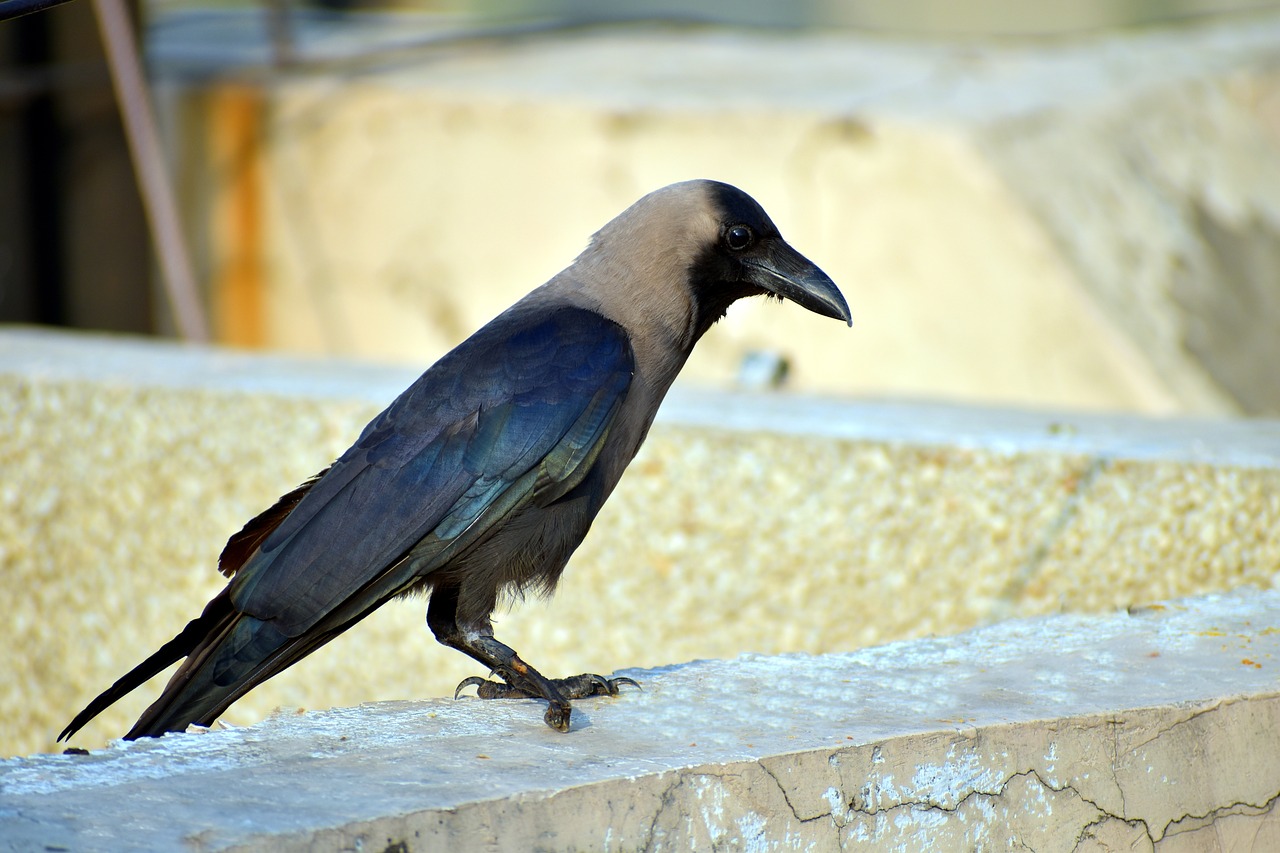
[764, 730, 1275, 849]
[993, 455, 1108, 620]
[1122, 698, 1226, 755]
[755, 756, 840, 829]
[1096, 714, 1162, 845]
[639, 767, 782, 851]
[755, 759, 803, 822]
[844, 766, 1097, 818]
[826, 761, 1151, 846]
[640, 772, 685, 853]
[1071, 814, 1154, 852]
[619, 701, 1276, 851]
[1157, 787, 1280, 843]
[1110, 715, 1130, 822]
[1106, 698, 1280, 842]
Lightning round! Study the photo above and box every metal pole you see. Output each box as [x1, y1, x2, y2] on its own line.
[263, 0, 296, 68]
[92, 0, 210, 342]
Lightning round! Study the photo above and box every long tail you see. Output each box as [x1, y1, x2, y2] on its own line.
[61, 465, 416, 741]
[59, 474, 331, 742]
[58, 590, 238, 742]
[123, 609, 284, 739]
[62, 592, 374, 741]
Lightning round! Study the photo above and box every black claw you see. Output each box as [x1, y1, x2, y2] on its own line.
[553, 672, 643, 698]
[453, 676, 489, 699]
[586, 674, 642, 696]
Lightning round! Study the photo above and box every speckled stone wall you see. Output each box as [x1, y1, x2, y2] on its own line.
[4, 328, 1279, 757]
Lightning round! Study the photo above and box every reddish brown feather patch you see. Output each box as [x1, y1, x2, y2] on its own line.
[218, 468, 329, 577]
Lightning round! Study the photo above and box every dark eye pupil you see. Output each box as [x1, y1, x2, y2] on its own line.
[726, 225, 752, 251]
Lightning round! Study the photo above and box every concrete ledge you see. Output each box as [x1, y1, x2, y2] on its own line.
[3, 589, 1278, 851]
[5, 327, 1280, 758]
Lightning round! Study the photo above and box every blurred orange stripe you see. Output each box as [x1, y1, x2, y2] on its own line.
[210, 85, 264, 348]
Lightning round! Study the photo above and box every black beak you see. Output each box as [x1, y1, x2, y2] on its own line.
[744, 241, 852, 326]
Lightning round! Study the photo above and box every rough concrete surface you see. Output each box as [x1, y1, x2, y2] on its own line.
[5, 328, 1280, 761]
[157, 11, 1280, 414]
[3, 588, 1278, 851]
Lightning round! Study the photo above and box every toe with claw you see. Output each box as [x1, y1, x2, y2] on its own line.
[453, 671, 641, 712]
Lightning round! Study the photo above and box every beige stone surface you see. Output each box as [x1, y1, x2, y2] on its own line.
[161, 12, 1280, 413]
[4, 328, 1279, 760]
[980, 67, 1280, 415]
[250, 92, 1167, 413]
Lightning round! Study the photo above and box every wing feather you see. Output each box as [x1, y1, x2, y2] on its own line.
[227, 305, 635, 637]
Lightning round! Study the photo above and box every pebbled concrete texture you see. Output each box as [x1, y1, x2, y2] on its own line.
[3, 588, 1279, 851]
[158, 11, 1280, 414]
[4, 327, 1280, 760]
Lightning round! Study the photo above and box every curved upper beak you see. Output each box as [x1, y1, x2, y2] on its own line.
[744, 240, 852, 327]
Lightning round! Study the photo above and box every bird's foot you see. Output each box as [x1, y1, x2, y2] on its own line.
[454, 672, 640, 730]
[455, 672, 640, 701]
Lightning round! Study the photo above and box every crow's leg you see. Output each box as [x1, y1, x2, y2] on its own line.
[449, 635, 641, 732]
[427, 584, 637, 732]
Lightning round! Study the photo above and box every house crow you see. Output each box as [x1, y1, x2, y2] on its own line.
[59, 179, 851, 740]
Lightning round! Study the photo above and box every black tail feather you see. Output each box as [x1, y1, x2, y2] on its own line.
[58, 591, 235, 742]
[121, 606, 283, 740]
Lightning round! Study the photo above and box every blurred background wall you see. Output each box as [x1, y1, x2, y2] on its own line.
[4, 0, 1280, 413]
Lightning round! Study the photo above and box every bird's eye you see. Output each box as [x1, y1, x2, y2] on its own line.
[725, 225, 753, 251]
